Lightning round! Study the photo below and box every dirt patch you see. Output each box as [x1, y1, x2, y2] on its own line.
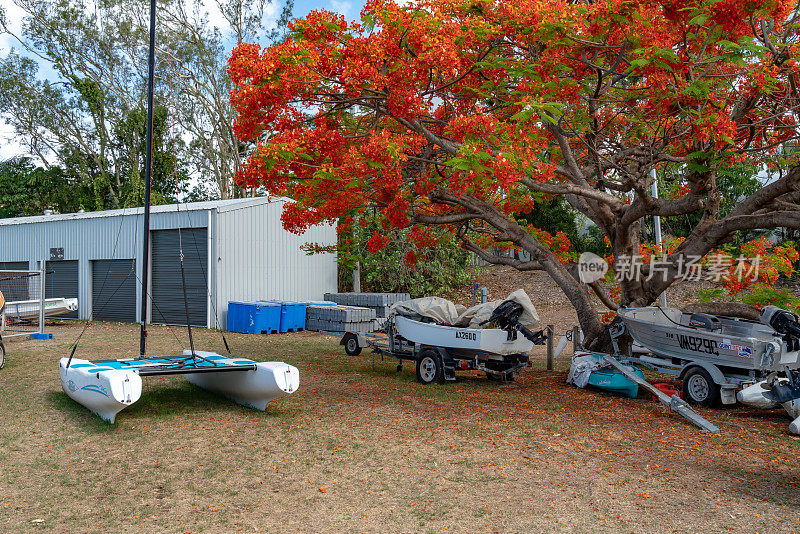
[1, 320, 799, 533]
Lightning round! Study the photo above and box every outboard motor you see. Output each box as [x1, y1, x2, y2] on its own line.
[481, 300, 546, 344]
[761, 305, 800, 352]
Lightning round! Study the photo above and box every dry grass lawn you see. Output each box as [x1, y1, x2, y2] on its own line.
[1, 316, 799, 533]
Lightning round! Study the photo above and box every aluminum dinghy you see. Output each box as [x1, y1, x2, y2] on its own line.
[60, 352, 299, 423]
[618, 306, 800, 373]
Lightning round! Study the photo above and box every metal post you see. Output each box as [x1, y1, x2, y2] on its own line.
[38, 266, 46, 334]
[651, 168, 667, 307]
[139, 0, 156, 357]
[546, 325, 554, 370]
[480, 286, 488, 303]
[572, 325, 580, 354]
[353, 261, 361, 293]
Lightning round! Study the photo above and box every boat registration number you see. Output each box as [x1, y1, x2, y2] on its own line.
[455, 331, 477, 341]
[677, 334, 719, 356]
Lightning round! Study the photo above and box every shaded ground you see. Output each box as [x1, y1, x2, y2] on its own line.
[1, 320, 799, 533]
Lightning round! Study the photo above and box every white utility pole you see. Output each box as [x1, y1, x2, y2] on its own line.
[651, 168, 668, 307]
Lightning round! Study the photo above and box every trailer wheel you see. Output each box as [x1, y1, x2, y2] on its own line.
[342, 333, 362, 356]
[416, 350, 442, 385]
[682, 367, 719, 407]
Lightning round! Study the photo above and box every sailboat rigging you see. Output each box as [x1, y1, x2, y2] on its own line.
[58, 0, 299, 423]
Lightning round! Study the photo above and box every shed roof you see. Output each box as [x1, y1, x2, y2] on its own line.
[0, 197, 286, 226]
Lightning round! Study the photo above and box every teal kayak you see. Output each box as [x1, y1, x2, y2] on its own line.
[587, 365, 644, 398]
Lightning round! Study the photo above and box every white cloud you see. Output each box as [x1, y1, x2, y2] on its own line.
[0, 1, 27, 55]
[329, 0, 352, 18]
[0, 116, 28, 162]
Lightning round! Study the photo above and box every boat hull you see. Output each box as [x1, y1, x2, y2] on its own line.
[738, 381, 800, 435]
[394, 315, 533, 356]
[569, 352, 643, 398]
[59, 357, 142, 423]
[587, 367, 643, 399]
[6, 298, 78, 320]
[182, 351, 299, 410]
[59, 352, 299, 423]
[618, 307, 799, 373]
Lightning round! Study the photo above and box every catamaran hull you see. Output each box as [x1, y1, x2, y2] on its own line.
[182, 351, 299, 410]
[59, 352, 298, 423]
[59, 357, 142, 423]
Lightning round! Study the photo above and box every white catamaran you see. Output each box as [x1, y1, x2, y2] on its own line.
[58, 1, 299, 423]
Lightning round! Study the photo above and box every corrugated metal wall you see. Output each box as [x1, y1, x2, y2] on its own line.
[215, 200, 337, 328]
[0, 209, 206, 323]
[91, 259, 137, 323]
[0, 199, 337, 329]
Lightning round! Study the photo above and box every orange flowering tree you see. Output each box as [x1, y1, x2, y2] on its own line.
[229, 0, 800, 345]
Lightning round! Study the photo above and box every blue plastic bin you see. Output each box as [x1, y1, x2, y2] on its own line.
[227, 301, 281, 334]
[260, 300, 306, 332]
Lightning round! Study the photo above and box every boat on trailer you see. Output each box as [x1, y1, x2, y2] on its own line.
[58, 0, 299, 423]
[617, 305, 800, 433]
[4, 297, 78, 320]
[618, 306, 800, 376]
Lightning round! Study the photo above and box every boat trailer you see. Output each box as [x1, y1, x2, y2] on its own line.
[339, 301, 546, 384]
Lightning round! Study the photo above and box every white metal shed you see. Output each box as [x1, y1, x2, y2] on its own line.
[0, 198, 337, 329]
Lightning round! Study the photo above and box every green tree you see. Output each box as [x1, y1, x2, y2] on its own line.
[0, 0, 292, 206]
[0, 158, 90, 217]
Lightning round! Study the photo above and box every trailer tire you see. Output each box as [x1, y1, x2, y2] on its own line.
[343, 333, 362, 356]
[416, 350, 442, 385]
[682, 367, 719, 407]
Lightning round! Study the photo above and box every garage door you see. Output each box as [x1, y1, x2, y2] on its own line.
[0, 261, 31, 302]
[151, 228, 208, 326]
[45, 260, 79, 319]
[92, 259, 136, 323]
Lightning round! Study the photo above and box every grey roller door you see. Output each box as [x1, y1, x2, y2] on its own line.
[151, 228, 208, 326]
[92, 259, 136, 323]
[0, 261, 31, 302]
[45, 260, 79, 319]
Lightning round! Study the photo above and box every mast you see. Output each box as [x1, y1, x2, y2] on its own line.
[139, 0, 157, 357]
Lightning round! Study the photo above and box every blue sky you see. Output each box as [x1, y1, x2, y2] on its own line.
[295, 0, 367, 22]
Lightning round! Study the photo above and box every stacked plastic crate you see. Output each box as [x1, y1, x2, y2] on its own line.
[305, 305, 377, 333]
[323, 293, 410, 318]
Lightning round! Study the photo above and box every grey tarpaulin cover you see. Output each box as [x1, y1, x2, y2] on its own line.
[567, 354, 602, 388]
[389, 289, 540, 329]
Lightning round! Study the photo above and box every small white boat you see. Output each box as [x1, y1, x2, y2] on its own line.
[738, 375, 800, 435]
[60, 351, 299, 423]
[394, 315, 534, 356]
[3, 297, 78, 320]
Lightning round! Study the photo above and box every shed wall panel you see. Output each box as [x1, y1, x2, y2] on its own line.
[45, 260, 79, 319]
[0, 261, 32, 301]
[150, 228, 208, 326]
[215, 200, 337, 328]
[92, 259, 136, 322]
